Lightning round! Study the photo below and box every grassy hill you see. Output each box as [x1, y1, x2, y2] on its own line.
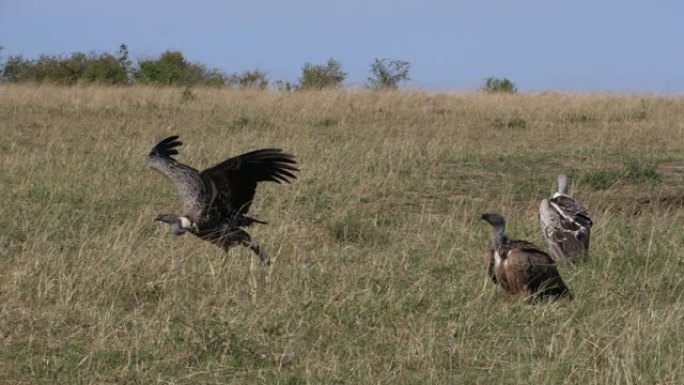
[0, 85, 683, 384]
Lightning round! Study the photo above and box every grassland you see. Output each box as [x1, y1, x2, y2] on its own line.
[0, 85, 683, 384]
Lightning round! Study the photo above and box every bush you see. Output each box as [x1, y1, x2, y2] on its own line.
[481, 77, 517, 94]
[298, 58, 346, 90]
[0, 46, 227, 86]
[80, 53, 129, 85]
[134, 51, 228, 87]
[274, 80, 296, 92]
[180, 87, 196, 103]
[201, 69, 230, 87]
[1, 55, 31, 82]
[229, 70, 268, 90]
[1, 44, 131, 85]
[367, 58, 410, 90]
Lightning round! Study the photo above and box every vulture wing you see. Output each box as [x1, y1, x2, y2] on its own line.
[514, 247, 572, 300]
[147, 135, 206, 222]
[200, 148, 298, 215]
[540, 196, 592, 262]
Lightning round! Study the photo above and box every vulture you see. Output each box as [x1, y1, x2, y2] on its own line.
[147, 135, 298, 264]
[481, 213, 572, 300]
[539, 173, 592, 263]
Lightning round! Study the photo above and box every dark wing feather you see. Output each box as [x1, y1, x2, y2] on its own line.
[551, 195, 593, 229]
[147, 135, 206, 222]
[521, 250, 571, 299]
[200, 148, 299, 214]
[508, 246, 572, 300]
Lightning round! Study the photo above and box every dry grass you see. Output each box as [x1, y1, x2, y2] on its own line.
[0, 85, 683, 384]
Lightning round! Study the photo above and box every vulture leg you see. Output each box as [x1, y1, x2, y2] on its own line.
[243, 238, 269, 266]
[201, 227, 270, 265]
[205, 228, 269, 265]
[225, 228, 269, 266]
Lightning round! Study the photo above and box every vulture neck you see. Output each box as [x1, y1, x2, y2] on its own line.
[557, 174, 569, 196]
[491, 224, 506, 250]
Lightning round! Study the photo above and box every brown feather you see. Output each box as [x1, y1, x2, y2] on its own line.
[494, 244, 572, 300]
[485, 249, 497, 284]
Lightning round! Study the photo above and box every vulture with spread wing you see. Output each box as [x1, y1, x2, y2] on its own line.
[539, 174, 592, 263]
[147, 135, 298, 264]
[481, 213, 572, 300]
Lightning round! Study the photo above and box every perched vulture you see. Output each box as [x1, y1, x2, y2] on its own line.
[481, 213, 572, 300]
[147, 135, 298, 264]
[539, 174, 592, 263]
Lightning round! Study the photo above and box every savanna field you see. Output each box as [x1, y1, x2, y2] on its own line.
[1, 85, 683, 384]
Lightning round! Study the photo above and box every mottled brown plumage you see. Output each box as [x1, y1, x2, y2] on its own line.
[481, 213, 572, 300]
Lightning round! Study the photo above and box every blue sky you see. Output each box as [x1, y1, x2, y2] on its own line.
[1, 0, 682, 92]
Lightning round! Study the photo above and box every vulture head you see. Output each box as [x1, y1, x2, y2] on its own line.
[480, 213, 507, 248]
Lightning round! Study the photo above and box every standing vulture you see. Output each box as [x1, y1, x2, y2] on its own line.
[147, 135, 298, 264]
[481, 213, 572, 300]
[539, 173, 592, 263]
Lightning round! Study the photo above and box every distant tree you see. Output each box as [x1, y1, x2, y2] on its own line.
[298, 58, 346, 90]
[117, 44, 133, 83]
[230, 70, 268, 89]
[481, 77, 517, 94]
[367, 58, 410, 90]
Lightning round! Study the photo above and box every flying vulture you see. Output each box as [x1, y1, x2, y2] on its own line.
[147, 135, 298, 264]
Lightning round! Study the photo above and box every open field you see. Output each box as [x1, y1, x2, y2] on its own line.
[0, 85, 683, 384]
